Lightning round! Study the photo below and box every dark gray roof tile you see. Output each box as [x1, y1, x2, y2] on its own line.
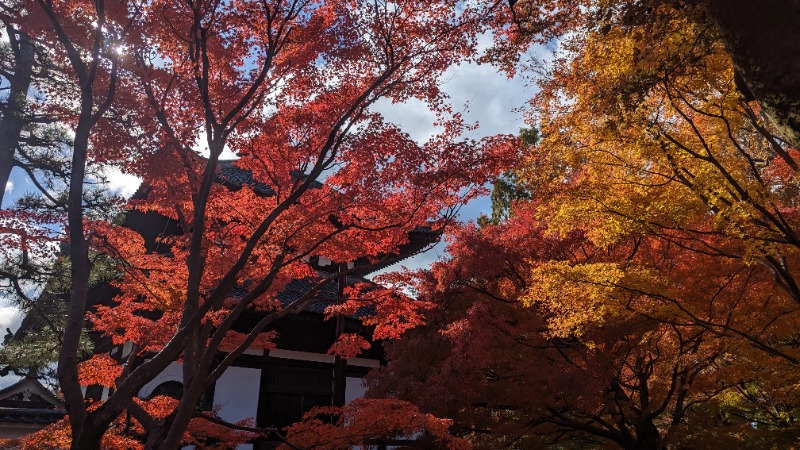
[232, 276, 374, 317]
[217, 161, 276, 196]
[0, 408, 65, 424]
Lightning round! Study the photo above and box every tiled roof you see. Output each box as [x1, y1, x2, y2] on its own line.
[217, 161, 276, 196]
[0, 378, 64, 409]
[0, 408, 65, 424]
[216, 161, 324, 196]
[132, 160, 440, 276]
[132, 159, 323, 200]
[233, 276, 374, 317]
[0, 378, 65, 426]
[350, 226, 440, 276]
[277, 278, 336, 314]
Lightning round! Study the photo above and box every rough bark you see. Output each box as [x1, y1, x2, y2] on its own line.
[704, 0, 800, 149]
[156, 367, 209, 450]
[70, 419, 108, 450]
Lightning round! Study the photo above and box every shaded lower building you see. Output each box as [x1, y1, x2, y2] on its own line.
[0, 377, 65, 439]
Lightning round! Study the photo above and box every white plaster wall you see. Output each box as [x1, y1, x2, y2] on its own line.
[213, 366, 261, 424]
[140, 362, 260, 450]
[138, 361, 183, 398]
[140, 352, 372, 450]
[345, 377, 368, 403]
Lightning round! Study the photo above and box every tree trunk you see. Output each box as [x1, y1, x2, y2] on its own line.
[143, 418, 171, 450]
[704, 0, 800, 149]
[634, 420, 665, 450]
[0, 30, 35, 207]
[156, 371, 210, 449]
[61, 119, 93, 446]
[70, 422, 107, 450]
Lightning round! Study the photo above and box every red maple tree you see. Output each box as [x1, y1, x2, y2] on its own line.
[2, 0, 518, 447]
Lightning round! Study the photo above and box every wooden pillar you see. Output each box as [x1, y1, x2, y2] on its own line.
[332, 262, 347, 407]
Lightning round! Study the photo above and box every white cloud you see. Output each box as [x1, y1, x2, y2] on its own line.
[4, 180, 12, 193]
[372, 98, 440, 144]
[102, 167, 142, 199]
[0, 305, 22, 335]
[439, 61, 528, 139]
[0, 299, 31, 390]
[194, 130, 239, 160]
[372, 58, 529, 145]
[369, 62, 529, 274]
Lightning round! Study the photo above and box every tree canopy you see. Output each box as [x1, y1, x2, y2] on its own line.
[2, 0, 800, 448]
[0, 0, 517, 448]
[362, 1, 800, 449]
